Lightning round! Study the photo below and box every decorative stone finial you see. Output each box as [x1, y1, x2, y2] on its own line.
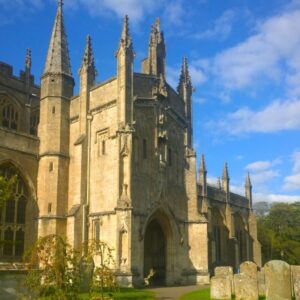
[25, 48, 31, 70]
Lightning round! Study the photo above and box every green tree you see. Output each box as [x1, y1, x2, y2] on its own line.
[88, 240, 118, 300]
[258, 202, 300, 265]
[23, 234, 81, 300]
[0, 174, 17, 207]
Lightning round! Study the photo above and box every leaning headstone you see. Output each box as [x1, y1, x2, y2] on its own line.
[265, 260, 292, 300]
[291, 265, 300, 300]
[240, 261, 258, 280]
[234, 273, 258, 300]
[211, 275, 232, 300]
[257, 268, 266, 297]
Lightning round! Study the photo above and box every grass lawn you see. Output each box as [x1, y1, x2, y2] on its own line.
[79, 288, 156, 300]
[179, 288, 210, 300]
[179, 288, 267, 300]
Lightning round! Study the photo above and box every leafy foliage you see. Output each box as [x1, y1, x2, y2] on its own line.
[0, 173, 17, 208]
[257, 202, 300, 265]
[87, 240, 119, 300]
[23, 234, 81, 300]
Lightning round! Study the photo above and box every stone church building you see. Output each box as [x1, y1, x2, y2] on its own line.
[0, 1, 260, 286]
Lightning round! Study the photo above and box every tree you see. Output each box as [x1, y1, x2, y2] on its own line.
[23, 234, 81, 300]
[258, 202, 300, 265]
[88, 240, 118, 300]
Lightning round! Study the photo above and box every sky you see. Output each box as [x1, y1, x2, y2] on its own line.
[0, 0, 300, 203]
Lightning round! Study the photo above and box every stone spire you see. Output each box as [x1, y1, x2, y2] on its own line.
[121, 15, 132, 50]
[222, 161, 230, 196]
[145, 17, 166, 77]
[177, 57, 192, 97]
[178, 57, 193, 148]
[25, 48, 31, 71]
[79, 35, 96, 84]
[43, 0, 72, 76]
[116, 15, 134, 127]
[199, 153, 207, 175]
[222, 161, 229, 179]
[245, 172, 253, 209]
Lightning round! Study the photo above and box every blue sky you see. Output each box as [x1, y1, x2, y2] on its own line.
[0, 0, 300, 203]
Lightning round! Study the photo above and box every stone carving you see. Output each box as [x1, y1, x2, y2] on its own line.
[234, 273, 258, 300]
[265, 260, 292, 300]
[211, 275, 232, 300]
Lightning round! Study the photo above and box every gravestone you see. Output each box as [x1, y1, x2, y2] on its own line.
[240, 261, 258, 280]
[265, 260, 292, 300]
[291, 265, 300, 300]
[257, 268, 266, 297]
[215, 266, 233, 278]
[215, 266, 234, 293]
[211, 275, 232, 300]
[234, 273, 258, 300]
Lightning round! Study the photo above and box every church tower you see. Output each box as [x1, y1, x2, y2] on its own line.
[37, 0, 74, 236]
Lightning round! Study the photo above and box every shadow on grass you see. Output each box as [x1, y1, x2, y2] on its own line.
[79, 287, 156, 300]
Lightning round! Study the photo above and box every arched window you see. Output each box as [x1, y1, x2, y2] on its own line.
[0, 164, 29, 259]
[15, 229, 25, 256]
[3, 228, 13, 256]
[0, 96, 19, 131]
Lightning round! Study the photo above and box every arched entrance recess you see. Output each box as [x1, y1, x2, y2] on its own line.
[143, 209, 173, 286]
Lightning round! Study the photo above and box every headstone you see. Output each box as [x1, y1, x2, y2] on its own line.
[215, 266, 234, 278]
[265, 260, 292, 300]
[240, 261, 258, 280]
[257, 268, 266, 297]
[291, 265, 300, 300]
[215, 266, 234, 293]
[211, 276, 232, 300]
[234, 273, 258, 300]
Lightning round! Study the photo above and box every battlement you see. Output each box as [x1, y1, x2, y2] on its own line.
[0, 61, 36, 86]
[201, 184, 249, 208]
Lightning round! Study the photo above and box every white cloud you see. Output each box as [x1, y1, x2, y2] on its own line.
[243, 158, 281, 191]
[213, 9, 300, 92]
[283, 151, 300, 191]
[246, 159, 281, 171]
[195, 10, 236, 40]
[253, 193, 300, 203]
[208, 99, 300, 135]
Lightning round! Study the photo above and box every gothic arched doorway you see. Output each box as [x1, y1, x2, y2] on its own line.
[144, 218, 166, 286]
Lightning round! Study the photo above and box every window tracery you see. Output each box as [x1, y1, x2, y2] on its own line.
[0, 164, 28, 259]
[0, 96, 19, 131]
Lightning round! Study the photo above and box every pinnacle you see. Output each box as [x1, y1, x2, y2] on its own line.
[199, 153, 207, 173]
[177, 56, 192, 93]
[25, 48, 31, 70]
[43, 0, 72, 76]
[222, 161, 229, 179]
[81, 35, 95, 70]
[245, 172, 252, 187]
[119, 15, 132, 50]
